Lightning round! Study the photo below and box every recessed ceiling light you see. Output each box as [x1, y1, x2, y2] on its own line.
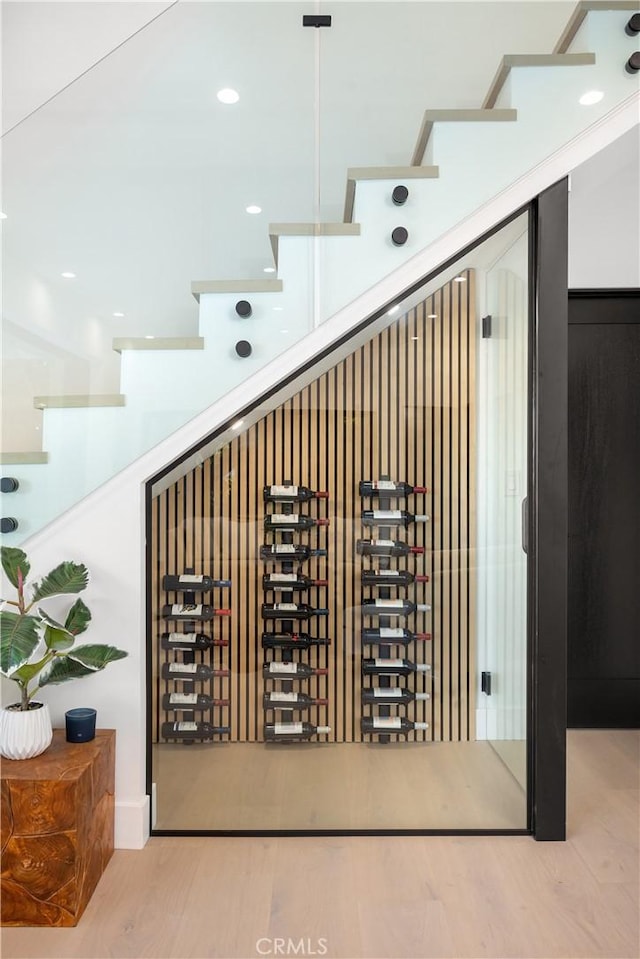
[411, 336, 419, 341]
[454, 275, 466, 283]
[61, 271, 76, 279]
[427, 313, 438, 319]
[145, 335, 155, 340]
[263, 267, 276, 273]
[387, 305, 399, 315]
[0, 212, 7, 220]
[113, 312, 125, 318]
[217, 88, 239, 104]
[280, 329, 289, 334]
[273, 306, 283, 311]
[579, 90, 604, 106]
[246, 205, 262, 215]
[231, 419, 244, 430]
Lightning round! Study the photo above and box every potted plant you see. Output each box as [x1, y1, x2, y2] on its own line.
[0, 546, 127, 760]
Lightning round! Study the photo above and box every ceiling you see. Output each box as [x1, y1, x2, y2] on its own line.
[1, 0, 574, 362]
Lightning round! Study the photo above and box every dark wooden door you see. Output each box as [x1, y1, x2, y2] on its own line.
[568, 290, 640, 727]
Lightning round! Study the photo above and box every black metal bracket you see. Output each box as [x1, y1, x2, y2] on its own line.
[481, 671, 492, 696]
[303, 14, 331, 28]
[482, 314, 492, 339]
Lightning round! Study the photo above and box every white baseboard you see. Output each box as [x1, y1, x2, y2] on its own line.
[115, 795, 150, 849]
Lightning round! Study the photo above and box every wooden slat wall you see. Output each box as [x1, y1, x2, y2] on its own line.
[151, 273, 476, 743]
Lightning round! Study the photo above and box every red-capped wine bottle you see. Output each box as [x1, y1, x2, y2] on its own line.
[161, 721, 230, 740]
[361, 569, 429, 586]
[160, 632, 228, 651]
[361, 717, 429, 734]
[362, 657, 431, 677]
[262, 662, 328, 680]
[262, 573, 329, 591]
[161, 662, 230, 681]
[162, 604, 231, 621]
[263, 485, 329, 503]
[264, 722, 331, 741]
[362, 510, 429, 528]
[263, 691, 329, 710]
[162, 574, 231, 591]
[261, 603, 329, 621]
[356, 539, 425, 557]
[264, 513, 329, 532]
[162, 692, 229, 710]
[362, 598, 430, 617]
[261, 632, 331, 650]
[259, 543, 327, 561]
[362, 627, 431, 647]
[359, 481, 428, 497]
[362, 687, 430, 705]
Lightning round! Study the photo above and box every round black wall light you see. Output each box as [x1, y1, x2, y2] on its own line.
[625, 51, 640, 74]
[235, 300, 252, 318]
[235, 340, 252, 358]
[1, 477, 19, 493]
[1, 517, 18, 533]
[625, 13, 640, 35]
[391, 227, 408, 246]
[392, 185, 409, 206]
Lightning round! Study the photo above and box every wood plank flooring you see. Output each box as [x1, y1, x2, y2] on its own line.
[2, 730, 638, 959]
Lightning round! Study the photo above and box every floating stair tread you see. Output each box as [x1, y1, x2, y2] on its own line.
[34, 394, 126, 410]
[554, 0, 639, 54]
[269, 222, 361, 266]
[113, 337, 205, 352]
[411, 109, 518, 166]
[0, 451, 49, 465]
[343, 166, 440, 223]
[191, 279, 283, 303]
[483, 53, 597, 110]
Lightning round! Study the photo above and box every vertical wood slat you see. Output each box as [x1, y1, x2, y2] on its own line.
[150, 275, 477, 746]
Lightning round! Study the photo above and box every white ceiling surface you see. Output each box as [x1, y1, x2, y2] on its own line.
[1, 0, 575, 367]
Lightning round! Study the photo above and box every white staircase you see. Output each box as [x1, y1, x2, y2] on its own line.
[2, 2, 639, 540]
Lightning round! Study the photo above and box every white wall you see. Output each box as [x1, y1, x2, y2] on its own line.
[569, 125, 640, 289]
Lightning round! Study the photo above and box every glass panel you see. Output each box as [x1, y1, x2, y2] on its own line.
[2, 2, 635, 540]
[149, 209, 530, 832]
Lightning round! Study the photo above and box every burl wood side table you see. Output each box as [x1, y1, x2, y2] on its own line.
[1, 728, 115, 926]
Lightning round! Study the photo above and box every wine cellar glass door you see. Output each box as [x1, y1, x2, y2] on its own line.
[148, 211, 531, 833]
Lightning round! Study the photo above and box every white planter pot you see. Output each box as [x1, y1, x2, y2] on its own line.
[0, 702, 53, 760]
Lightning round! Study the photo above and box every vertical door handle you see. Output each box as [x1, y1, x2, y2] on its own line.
[522, 496, 528, 554]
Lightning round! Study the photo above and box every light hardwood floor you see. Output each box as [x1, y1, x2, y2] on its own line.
[2, 730, 638, 959]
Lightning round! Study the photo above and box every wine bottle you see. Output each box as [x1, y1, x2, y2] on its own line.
[362, 658, 431, 676]
[161, 662, 230, 680]
[263, 485, 329, 503]
[262, 662, 328, 679]
[361, 717, 429, 734]
[356, 539, 425, 557]
[264, 513, 329, 532]
[259, 543, 327, 561]
[261, 632, 331, 650]
[362, 687, 430, 705]
[162, 692, 229, 710]
[264, 722, 331, 741]
[361, 570, 429, 586]
[362, 510, 429, 528]
[362, 598, 431, 617]
[262, 573, 329, 591]
[160, 632, 228, 651]
[261, 603, 329, 621]
[162, 574, 231, 591]
[263, 691, 328, 710]
[162, 604, 231, 620]
[161, 721, 230, 740]
[359, 480, 428, 497]
[362, 627, 431, 647]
